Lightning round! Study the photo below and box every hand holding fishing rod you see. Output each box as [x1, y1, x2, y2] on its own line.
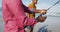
[36, 0, 60, 22]
[36, 9, 47, 22]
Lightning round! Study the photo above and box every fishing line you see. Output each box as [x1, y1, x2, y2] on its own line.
[39, 0, 60, 16]
[47, 0, 60, 10]
[36, 0, 60, 20]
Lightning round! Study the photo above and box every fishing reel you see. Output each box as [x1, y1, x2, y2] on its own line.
[36, 13, 47, 22]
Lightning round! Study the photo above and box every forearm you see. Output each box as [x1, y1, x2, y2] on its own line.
[34, 10, 41, 13]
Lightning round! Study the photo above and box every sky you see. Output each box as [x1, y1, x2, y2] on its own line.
[0, 0, 60, 16]
[0, 0, 2, 7]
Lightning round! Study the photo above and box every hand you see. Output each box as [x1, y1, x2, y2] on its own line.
[40, 9, 47, 14]
[25, 26, 31, 32]
[36, 16, 47, 22]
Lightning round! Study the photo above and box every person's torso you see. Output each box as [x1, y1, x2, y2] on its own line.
[28, 3, 36, 18]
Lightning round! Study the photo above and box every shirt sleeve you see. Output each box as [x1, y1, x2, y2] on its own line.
[22, 4, 33, 13]
[7, 0, 37, 27]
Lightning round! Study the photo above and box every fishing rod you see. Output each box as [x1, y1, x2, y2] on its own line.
[36, 0, 60, 20]
[47, 0, 60, 10]
[39, 0, 60, 16]
[36, 0, 60, 32]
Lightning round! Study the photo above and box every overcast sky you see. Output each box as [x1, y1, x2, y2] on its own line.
[0, 0, 2, 7]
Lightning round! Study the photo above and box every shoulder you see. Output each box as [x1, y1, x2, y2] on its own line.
[28, 3, 36, 8]
[28, 3, 33, 7]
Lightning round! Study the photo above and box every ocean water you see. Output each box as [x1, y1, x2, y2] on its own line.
[35, 12, 60, 17]
[33, 17, 60, 32]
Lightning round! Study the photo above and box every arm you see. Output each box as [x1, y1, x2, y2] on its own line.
[28, 5, 41, 13]
[33, 7, 41, 13]
[22, 5, 33, 14]
[34, 9, 41, 13]
[34, 7, 47, 14]
[7, 0, 37, 27]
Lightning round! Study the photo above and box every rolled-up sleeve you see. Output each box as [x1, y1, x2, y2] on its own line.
[7, 0, 37, 27]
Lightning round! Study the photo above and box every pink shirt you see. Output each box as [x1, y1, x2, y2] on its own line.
[2, 0, 37, 32]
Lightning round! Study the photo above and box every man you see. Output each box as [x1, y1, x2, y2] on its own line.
[2, 0, 47, 32]
[25, 0, 47, 32]
[28, 0, 47, 21]
[28, 0, 47, 18]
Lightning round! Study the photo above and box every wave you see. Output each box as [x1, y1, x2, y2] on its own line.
[47, 15, 60, 17]
[35, 13, 60, 17]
